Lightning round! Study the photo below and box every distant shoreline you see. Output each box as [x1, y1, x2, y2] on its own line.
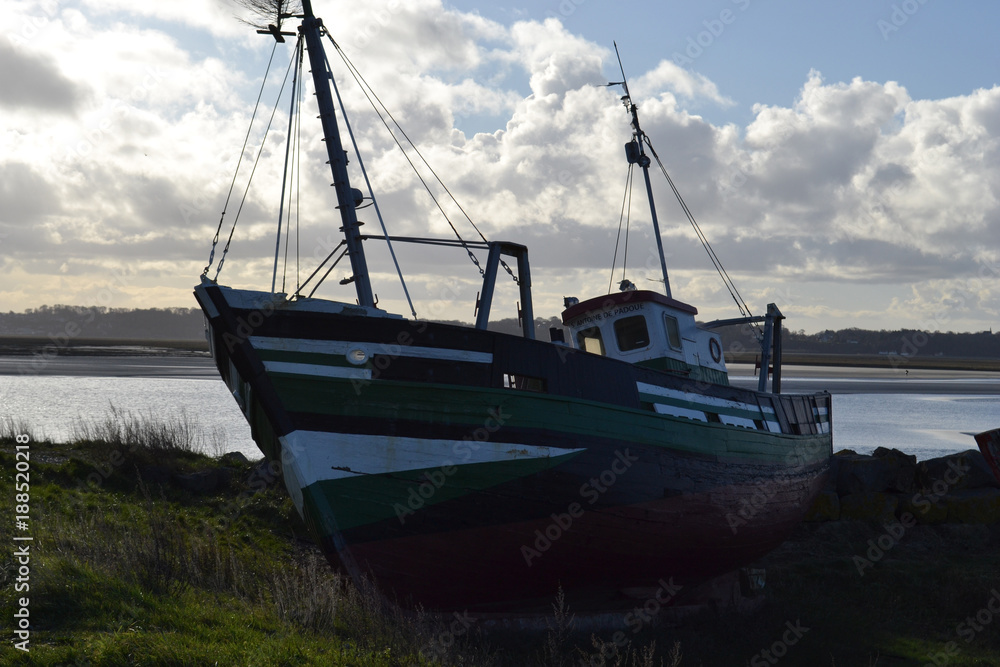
[0, 335, 209, 357]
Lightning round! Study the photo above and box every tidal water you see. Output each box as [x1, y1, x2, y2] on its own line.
[1, 356, 998, 461]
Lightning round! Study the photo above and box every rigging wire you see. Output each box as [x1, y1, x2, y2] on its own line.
[272, 35, 303, 293]
[329, 37, 520, 285]
[214, 42, 300, 281]
[321, 37, 417, 317]
[623, 170, 633, 287]
[608, 163, 634, 294]
[281, 49, 304, 295]
[203, 41, 280, 277]
[643, 135, 760, 332]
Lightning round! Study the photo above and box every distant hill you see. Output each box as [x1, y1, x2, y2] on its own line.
[717, 325, 1000, 360]
[0, 306, 206, 340]
[2, 306, 997, 360]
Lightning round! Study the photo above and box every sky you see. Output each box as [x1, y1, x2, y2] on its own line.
[2, 0, 1000, 334]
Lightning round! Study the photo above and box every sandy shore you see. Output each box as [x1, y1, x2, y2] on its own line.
[728, 363, 1000, 394]
[0, 355, 218, 379]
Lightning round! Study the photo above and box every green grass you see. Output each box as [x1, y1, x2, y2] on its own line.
[2, 413, 999, 666]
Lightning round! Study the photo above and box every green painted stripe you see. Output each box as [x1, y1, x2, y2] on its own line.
[266, 373, 830, 467]
[257, 348, 356, 368]
[299, 453, 580, 535]
[636, 357, 730, 385]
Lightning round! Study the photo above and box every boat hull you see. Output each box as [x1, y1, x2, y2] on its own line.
[195, 282, 832, 611]
[975, 428, 1000, 484]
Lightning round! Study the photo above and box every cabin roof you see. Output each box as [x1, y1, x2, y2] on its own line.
[561, 290, 698, 325]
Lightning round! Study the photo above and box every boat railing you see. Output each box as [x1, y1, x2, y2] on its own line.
[702, 303, 785, 393]
[359, 235, 534, 339]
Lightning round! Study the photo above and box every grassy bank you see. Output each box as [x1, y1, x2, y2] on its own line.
[2, 415, 999, 666]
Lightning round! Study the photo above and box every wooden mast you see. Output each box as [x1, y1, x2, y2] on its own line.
[298, 0, 375, 307]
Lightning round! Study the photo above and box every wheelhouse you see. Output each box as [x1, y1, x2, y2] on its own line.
[561, 289, 728, 385]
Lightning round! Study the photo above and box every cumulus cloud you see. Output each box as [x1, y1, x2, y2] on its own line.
[1, 0, 997, 332]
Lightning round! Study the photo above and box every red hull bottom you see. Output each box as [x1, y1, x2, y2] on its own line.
[328, 476, 824, 612]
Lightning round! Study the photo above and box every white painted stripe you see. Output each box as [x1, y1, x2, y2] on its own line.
[263, 360, 372, 380]
[653, 403, 707, 422]
[278, 431, 586, 494]
[652, 403, 762, 430]
[637, 382, 760, 416]
[720, 416, 759, 429]
[250, 336, 493, 364]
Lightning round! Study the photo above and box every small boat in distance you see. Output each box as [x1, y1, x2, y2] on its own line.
[194, 0, 832, 612]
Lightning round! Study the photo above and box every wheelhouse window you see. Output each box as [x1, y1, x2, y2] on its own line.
[614, 315, 650, 352]
[664, 315, 682, 350]
[576, 327, 606, 355]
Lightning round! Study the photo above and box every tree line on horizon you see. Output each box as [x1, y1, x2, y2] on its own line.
[1, 305, 997, 358]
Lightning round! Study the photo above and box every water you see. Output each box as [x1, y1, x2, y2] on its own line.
[1, 357, 998, 461]
[0, 362, 258, 459]
[832, 394, 999, 460]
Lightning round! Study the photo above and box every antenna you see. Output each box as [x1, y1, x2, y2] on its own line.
[607, 43, 672, 298]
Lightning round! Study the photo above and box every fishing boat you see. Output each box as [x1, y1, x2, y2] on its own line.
[194, 0, 832, 612]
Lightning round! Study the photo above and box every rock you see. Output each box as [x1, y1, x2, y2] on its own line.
[896, 491, 949, 524]
[835, 454, 893, 496]
[824, 456, 841, 491]
[214, 466, 235, 490]
[804, 490, 840, 522]
[944, 488, 1000, 524]
[917, 450, 1000, 492]
[173, 469, 219, 494]
[839, 492, 899, 523]
[219, 451, 250, 466]
[872, 447, 917, 493]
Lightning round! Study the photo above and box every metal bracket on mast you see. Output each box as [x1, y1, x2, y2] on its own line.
[257, 24, 295, 42]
